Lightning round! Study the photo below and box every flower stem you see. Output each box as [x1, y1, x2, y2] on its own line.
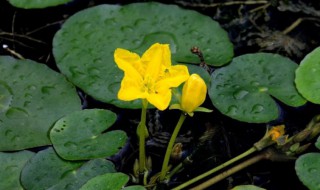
[191, 150, 268, 189]
[159, 113, 187, 181]
[139, 99, 148, 175]
[172, 146, 257, 190]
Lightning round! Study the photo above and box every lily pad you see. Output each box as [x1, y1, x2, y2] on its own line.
[53, 2, 233, 109]
[232, 185, 266, 190]
[316, 136, 320, 150]
[50, 109, 127, 160]
[0, 150, 35, 190]
[8, 0, 73, 9]
[295, 47, 320, 104]
[209, 53, 306, 123]
[0, 56, 81, 151]
[21, 147, 116, 190]
[295, 153, 320, 190]
[80, 172, 145, 190]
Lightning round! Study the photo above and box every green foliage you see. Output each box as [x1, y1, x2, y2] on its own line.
[8, 0, 72, 9]
[232, 185, 266, 190]
[53, 2, 233, 109]
[21, 148, 116, 190]
[80, 173, 145, 190]
[316, 136, 320, 149]
[295, 152, 320, 190]
[0, 151, 35, 190]
[50, 109, 127, 160]
[0, 56, 81, 151]
[296, 47, 320, 104]
[209, 53, 306, 123]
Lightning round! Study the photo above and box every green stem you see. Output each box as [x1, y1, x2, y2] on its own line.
[159, 113, 187, 181]
[172, 146, 257, 190]
[191, 150, 267, 189]
[139, 99, 148, 174]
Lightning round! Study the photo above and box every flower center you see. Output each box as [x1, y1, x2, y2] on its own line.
[142, 76, 156, 94]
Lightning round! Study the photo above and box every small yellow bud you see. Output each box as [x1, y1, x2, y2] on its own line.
[181, 74, 207, 116]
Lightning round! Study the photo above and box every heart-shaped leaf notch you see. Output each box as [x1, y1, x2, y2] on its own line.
[209, 53, 306, 123]
[50, 109, 127, 160]
[53, 2, 233, 109]
[21, 147, 116, 190]
[0, 56, 81, 151]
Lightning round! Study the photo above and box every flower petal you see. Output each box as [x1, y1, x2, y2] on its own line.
[156, 64, 190, 89]
[118, 74, 147, 101]
[114, 48, 144, 79]
[147, 89, 172, 110]
[142, 43, 171, 79]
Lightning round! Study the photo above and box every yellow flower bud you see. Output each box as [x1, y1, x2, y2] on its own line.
[181, 74, 207, 115]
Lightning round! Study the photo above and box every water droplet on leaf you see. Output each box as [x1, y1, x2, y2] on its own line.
[233, 90, 249, 100]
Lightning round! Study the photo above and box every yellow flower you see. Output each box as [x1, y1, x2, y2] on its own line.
[114, 43, 189, 110]
[269, 125, 285, 141]
[181, 74, 207, 114]
[170, 74, 211, 116]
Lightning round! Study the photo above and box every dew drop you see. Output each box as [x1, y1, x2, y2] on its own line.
[233, 90, 249, 100]
[308, 168, 318, 173]
[41, 86, 55, 95]
[226, 105, 238, 115]
[250, 81, 260, 86]
[251, 104, 264, 114]
[5, 129, 13, 136]
[104, 18, 116, 26]
[120, 26, 134, 33]
[6, 107, 29, 118]
[268, 74, 275, 81]
[64, 142, 77, 149]
[27, 85, 36, 91]
[84, 117, 94, 123]
[88, 67, 101, 75]
[215, 73, 224, 80]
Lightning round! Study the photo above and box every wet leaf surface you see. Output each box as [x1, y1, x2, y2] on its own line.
[209, 53, 306, 123]
[0, 150, 35, 190]
[50, 109, 127, 160]
[0, 56, 81, 151]
[53, 2, 233, 109]
[8, 0, 73, 9]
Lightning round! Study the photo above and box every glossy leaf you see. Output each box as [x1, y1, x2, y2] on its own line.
[295, 47, 320, 104]
[295, 153, 320, 190]
[0, 151, 35, 190]
[0, 56, 81, 151]
[209, 53, 306, 123]
[8, 0, 72, 9]
[21, 147, 116, 190]
[50, 109, 127, 160]
[53, 2, 233, 109]
[232, 185, 266, 190]
[80, 172, 145, 190]
[316, 135, 320, 150]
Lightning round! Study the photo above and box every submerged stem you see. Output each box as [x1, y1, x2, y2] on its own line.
[159, 113, 187, 181]
[191, 150, 269, 189]
[172, 146, 257, 190]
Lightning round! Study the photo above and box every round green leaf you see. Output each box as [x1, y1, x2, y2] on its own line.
[0, 56, 81, 151]
[0, 150, 35, 190]
[296, 47, 320, 104]
[50, 109, 127, 160]
[8, 0, 73, 9]
[232, 185, 266, 190]
[53, 2, 233, 109]
[316, 135, 320, 150]
[48, 159, 116, 190]
[21, 147, 116, 190]
[80, 173, 137, 190]
[209, 53, 306, 123]
[295, 153, 320, 190]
